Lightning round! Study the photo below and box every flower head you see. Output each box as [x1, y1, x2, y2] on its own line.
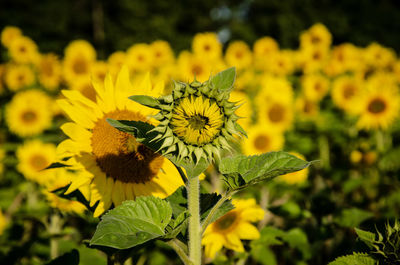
[202, 198, 265, 259]
[132, 68, 244, 163]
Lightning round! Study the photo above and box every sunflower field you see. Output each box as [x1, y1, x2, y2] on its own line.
[1, 15, 400, 265]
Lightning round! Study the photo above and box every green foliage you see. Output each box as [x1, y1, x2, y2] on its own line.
[46, 249, 79, 265]
[218, 151, 312, 191]
[378, 147, 400, 171]
[328, 253, 376, 265]
[90, 197, 172, 249]
[210, 67, 236, 92]
[128, 95, 161, 110]
[334, 208, 373, 228]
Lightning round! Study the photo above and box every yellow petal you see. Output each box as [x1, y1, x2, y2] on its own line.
[111, 180, 126, 206]
[224, 233, 244, 252]
[235, 222, 260, 240]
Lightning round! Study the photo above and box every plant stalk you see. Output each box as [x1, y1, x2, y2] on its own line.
[187, 176, 201, 265]
[201, 191, 234, 235]
[167, 239, 193, 265]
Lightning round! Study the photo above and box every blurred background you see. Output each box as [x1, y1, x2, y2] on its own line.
[1, 0, 400, 264]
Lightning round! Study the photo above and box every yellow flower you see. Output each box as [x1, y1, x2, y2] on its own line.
[177, 51, 215, 82]
[107, 51, 126, 79]
[364, 43, 396, 69]
[253, 36, 279, 70]
[69, 78, 97, 102]
[1, 26, 22, 48]
[295, 96, 320, 121]
[224, 41, 252, 69]
[150, 40, 175, 68]
[298, 46, 330, 73]
[241, 123, 284, 155]
[6, 89, 53, 137]
[192, 32, 222, 61]
[8, 35, 39, 64]
[356, 88, 400, 130]
[280, 152, 308, 184]
[44, 191, 87, 214]
[16, 140, 56, 185]
[331, 75, 363, 114]
[202, 198, 265, 259]
[0, 210, 7, 236]
[301, 73, 330, 102]
[259, 99, 294, 132]
[126, 43, 153, 73]
[56, 67, 184, 217]
[256, 75, 294, 105]
[4, 64, 35, 92]
[37, 53, 62, 91]
[0, 64, 6, 95]
[63, 40, 96, 84]
[91, 61, 108, 83]
[268, 50, 295, 76]
[300, 23, 332, 49]
[324, 43, 363, 77]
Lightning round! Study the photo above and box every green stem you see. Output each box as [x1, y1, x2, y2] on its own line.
[376, 130, 385, 152]
[187, 176, 201, 265]
[49, 213, 62, 259]
[318, 135, 330, 170]
[167, 239, 193, 265]
[201, 191, 234, 235]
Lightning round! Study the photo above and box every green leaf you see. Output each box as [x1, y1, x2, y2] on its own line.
[282, 228, 311, 260]
[163, 211, 190, 239]
[129, 95, 161, 109]
[328, 253, 376, 265]
[45, 162, 70, 170]
[46, 249, 79, 265]
[210, 67, 236, 92]
[219, 151, 312, 191]
[90, 196, 172, 249]
[355, 228, 376, 249]
[334, 208, 373, 228]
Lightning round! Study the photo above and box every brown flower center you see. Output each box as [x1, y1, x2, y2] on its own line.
[254, 135, 270, 150]
[29, 154, 48, 171]
[191, 64, 203, 76]
[21, 110, 37, 123]
[268, 103, 285, 123]
[367, 98, 386, 114]
[91, 110, 164, 183]
[343, 84, 356, 99]
[215, 211, 238, 231]
[41, 60, 54, 76]
[72, 58, 88, 74]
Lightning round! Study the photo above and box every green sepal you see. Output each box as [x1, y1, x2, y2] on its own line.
[45, 162, 70, 170]
[219, 151, 313, 191]
[129, 95, 161, 109]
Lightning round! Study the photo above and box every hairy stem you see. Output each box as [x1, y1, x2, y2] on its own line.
[167, 239, 193, 265]
[187, 176, 201, 265]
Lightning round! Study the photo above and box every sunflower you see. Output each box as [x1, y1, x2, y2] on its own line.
[177, 51, 216, 83]
[91, 61, 108, 83]
[4, 64, 35, 92]
[126, 43, 153, 73]
[256, 75, 294, 105]
[279, 152, 308, 184]
[258, 99, 294, 132]
[202, 198, 265, 259]
[0, 210, 7, 236]
[301, 73, 330, 102]
[63, 40, 96, 84]
[0, 64, 5, 95]
[241, 123, 284, 155]
[70, 78, 97, 102]
[150, 40, 175, 68]
[300, 23, 332, 49]
[298, 46, 330, 74]
[225, 41, 252, 70]
[331, 75, 363, 114]
[324, 43, 363, 77]
[192, 32, 222, 61]
[6, 89, 53, 137]
[108, 51, 126, 79]
[16, 140, 57, 185]
[253, 36, 279, 70]
[356, 88, 400, 130]
[295, 96, 320, 121]
[37, 53, 62, 91]
[1, 26, 22, 48]
[268, 50, 295, 76]
[8, 35, 39, 64]
[364, 43, 396, 70]
[57, 66, 184, 217]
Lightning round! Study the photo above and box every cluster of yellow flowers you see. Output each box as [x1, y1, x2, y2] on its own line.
[1, 23, 399, 259]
